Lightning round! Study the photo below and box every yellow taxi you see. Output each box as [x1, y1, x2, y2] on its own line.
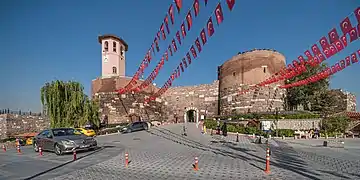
[76, 127, 96, 137]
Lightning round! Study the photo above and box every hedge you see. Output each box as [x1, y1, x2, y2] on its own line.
[222, 113, 320, 120]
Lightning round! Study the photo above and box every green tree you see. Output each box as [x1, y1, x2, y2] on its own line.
[322, 115, 350, 133]
[40, 80, 100, 128]
[285, 63, 329, 111]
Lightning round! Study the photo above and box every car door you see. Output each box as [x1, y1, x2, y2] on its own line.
[35, 130, 46, 149]
[41, 130, 53, 150]
[131, 122, 142, 132]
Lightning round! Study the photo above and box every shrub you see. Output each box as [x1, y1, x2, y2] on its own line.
[273, 129, 295, 137]
[226, 124, 237, 132]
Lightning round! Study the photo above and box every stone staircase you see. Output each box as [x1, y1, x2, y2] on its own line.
[267, 86, 279, 112]
[346, 120, 360, 134]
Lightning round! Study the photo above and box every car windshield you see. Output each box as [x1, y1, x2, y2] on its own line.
[52, 128, 81, 136]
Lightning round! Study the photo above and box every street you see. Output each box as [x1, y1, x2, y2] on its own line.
[1, 123, 360, 179]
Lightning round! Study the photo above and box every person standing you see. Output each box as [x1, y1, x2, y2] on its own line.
[221, 122, 228, 137]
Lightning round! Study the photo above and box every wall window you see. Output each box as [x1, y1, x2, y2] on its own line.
[112, 67, 117, 74]
[104, 41, 109, 52]
[263, 67, 266, 73]
[232, 72, 236, 76]
[113, 42, 117, 52]
[120, 46, 123, 56]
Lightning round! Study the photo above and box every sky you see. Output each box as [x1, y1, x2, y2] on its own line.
[0, 0, 359, 113]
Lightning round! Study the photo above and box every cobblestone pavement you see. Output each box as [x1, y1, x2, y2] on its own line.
[48, 123, 360, 180]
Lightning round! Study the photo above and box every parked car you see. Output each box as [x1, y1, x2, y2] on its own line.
[76, 127, 96, 137]
[121, 121, 149, 133]
[33, 128, 97, 155]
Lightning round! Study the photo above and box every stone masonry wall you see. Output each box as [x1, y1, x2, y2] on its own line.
[0, 114, 50, 139]
[274, 119, 321, 130]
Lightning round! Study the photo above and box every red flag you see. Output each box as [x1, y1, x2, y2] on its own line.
[195, 38, 202, 52]
[311, 44, 321, 55]
[180, 62, 184, 72]
[172, 39, 177, 52]
[176, 31, 181, 45]
[329, 45, 338, 56]
[323, 48, 331, 58]
[168, 45, 173, 56]
[328, 28, 339, 43]
[169, 5, 175, 24]
[182, 58, 188, 68]
[193, 0, 200, 17]
[215, 3, 224, 25]
[358, 49, 360, 57]
[200, 29, 207, 45]
[298, 55, 306, 65]
[355, 7, 360, 23]
[181, 23, 187, 38]
[226, 0, 235, 11]
[334, 39, 344, 51]
[191, 45, 197, 58]
[186, 52, 192, 64]
[340, 17, 353, 34]
[351, 52, 358, 63]
[151, 43, 155, 54]
[165, 50, 169, 61]
[317, 53, 326, 62]
[157, 31, 161, 40]
[164, 16, 170, 34]
[345, 56, 351, 66]
[340, 35, 348, 47]
[175, 0, 182, 13]
[186, 11, 193, 31]
[176, 66, 180, 77]
[335, 63, 342, 71]
[160, 24, 166, 40]
[349, 27, 358, 42]
[171, 72, 175, 80]
[207, 17, 215, 37]
[340, 59, 346, 69]
[319, 37, 330, 51]
[304, 50, 313, 60]
[154, 37, 160, 52]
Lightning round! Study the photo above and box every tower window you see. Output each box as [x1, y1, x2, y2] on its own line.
[232, 72, 236, 76]
[112, 67, 117, 74]
[113, 42, 117, 52]
[263, 67, 266, 73]
[104, 41, 108, 52]
[120, 46, 123, 56]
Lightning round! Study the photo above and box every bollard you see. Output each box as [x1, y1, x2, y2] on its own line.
[125, 152, 129, 167]
[282, 135, 285, 140]
[264, 148, 270, 174]
[210, 129, 213, 136]
[2, 144, 6, 152]
[252, 133, 255, 138]
[39, 147, 43, 156]
[73, 150, 77, 161]
[193, 157, 199, 171]
[236, 133, 239, 142]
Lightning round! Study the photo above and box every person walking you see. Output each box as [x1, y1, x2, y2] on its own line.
[221, 122, 228, 137]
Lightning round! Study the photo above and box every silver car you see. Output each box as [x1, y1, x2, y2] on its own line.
[33, 128, 97, 155]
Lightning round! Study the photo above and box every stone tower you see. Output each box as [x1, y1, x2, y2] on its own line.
[98, 34, 128, 77]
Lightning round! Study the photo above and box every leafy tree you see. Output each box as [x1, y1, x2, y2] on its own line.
[285, 63, 329, 111]
[40, 80, 100, 128]
[322, 115, 350, 134]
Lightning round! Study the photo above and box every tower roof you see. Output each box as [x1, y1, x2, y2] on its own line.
[98, 34, 128, 51]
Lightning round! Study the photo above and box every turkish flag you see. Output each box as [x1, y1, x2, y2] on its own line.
[335, 63, 342, 71]
[171, 73, 175, 80]
[334, 39, 344, 51]
[340, 35, 348, 47]
[226, 0, 235, 11]
[304, 50, 313, 60]
[349, 28, 358, 42]
[186, 52, 192, 64]
[193, 0, 200, 17]
[181, 23, 187, 38]
[169, 5, 174, 24]
[328, 28, 339, 43]
[340, 17, 353, 34]
[164, 50, 169, 61]
[340, 60, 346, 69]
[200, 28, 207, 45]
[322, 48, 332, 58]
[207, 17, 215, 37]
[355, 7, 360, 23]
[186, 11, 193, 31]
[292, 60, 300, 67]
[195, 38, 202, 52]
[168, 45, 173, 56]
[317, 53, 326, 62]
[147, 50, 152, 61]
[215, 3, 224, 25]
[177, 66, 180, 77]
[345, 56, 351, 66]
[160, 24, 166, 40]
[164, 16, 170, 34]
[311, 44, 321, 55]
[351, 52, 358, 63]
[172, 39, 177, 52]
[182, 58, 188, 68]
[176, 31, 181, 45]
[191, 45, 197, 58]
[175, 0, 182, 13]
[319, 37, 330, 51]
[180, 62, 184, 72]
[312, 56, 320, 66]
[298, 55, 306, 65]
[154, 37, 160, 52]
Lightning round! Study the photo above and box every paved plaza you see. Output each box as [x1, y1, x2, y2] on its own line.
[1, 123, 360, 179]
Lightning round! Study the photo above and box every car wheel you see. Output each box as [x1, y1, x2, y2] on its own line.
[126, 129, 132, 133]
[54, 143, 63, 156]
[144, 125, 148, 130]
[33, 142, 39, 152]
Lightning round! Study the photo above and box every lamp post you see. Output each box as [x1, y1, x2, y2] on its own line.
[275, 107, 279, 137]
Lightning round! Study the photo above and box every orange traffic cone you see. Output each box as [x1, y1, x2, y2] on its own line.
[193, 157, 199, 171]
[73, 150, 77, 161]
[125, 152, 129, 167]
[264, 148, 270, 174]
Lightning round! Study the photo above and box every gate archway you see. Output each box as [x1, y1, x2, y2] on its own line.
[183, 106, 199, 125]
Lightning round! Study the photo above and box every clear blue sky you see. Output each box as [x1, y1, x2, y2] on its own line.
[0, 0, 359, 112]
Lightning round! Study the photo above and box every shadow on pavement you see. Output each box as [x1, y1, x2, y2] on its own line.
[23, 145, 116, 180]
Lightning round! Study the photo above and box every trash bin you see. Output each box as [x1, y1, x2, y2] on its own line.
[323, 141, 328, 147]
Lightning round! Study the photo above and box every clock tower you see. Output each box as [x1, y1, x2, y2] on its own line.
[98, 34, 128, 77]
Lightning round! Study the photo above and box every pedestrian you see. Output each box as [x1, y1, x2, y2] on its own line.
[222, 122, 228, 137]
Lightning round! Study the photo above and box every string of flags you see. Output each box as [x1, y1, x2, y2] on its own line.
[131, 0, 221, 93]
[118, 0, 186, 94]
[145, 0, 236, 103]
[238, 6, 360, 95]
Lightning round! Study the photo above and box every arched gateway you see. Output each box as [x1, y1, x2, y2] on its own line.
[183, 106, 199, 125]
